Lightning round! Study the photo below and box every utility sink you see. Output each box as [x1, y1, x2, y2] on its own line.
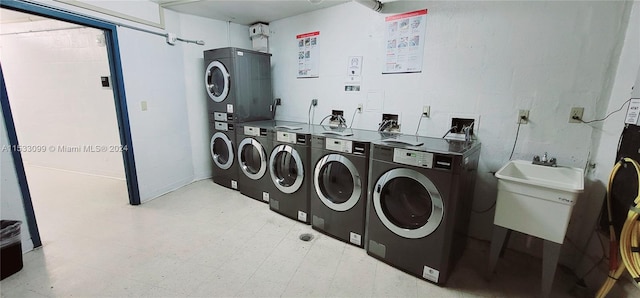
[493, 160, 584, 244]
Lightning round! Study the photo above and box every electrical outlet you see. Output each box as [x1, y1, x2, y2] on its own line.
[518, 110, 529, 124]
[569, 107, 584, 123]
[423, 105, 430, 117]
[311, 99, 318, 106]
[357, 103, 363, 113]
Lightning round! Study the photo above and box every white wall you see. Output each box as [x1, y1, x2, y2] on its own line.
[178, 14, 251, 180]
[116, 10, 196, 202]
[1, 110, 35, 253]
[0, 20, 125, 179]
[270, 0, 631, 266]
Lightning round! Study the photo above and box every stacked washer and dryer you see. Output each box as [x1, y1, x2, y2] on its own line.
[204, 47, 274, 190]
[204, 47, 483, 287]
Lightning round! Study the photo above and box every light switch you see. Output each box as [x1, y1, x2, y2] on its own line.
[101, 76, 110, 88]
[141, 101, 148, 111]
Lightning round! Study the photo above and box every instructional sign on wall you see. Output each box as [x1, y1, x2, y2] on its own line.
[625, 98, 640, 125]
[383, 9, 428, 74]
[345, 56, 363, 92]
[297, 31, 320, 78]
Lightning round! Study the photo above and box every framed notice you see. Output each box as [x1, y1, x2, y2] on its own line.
[383, 9, 427, 74]
[297, 31, 320, 78]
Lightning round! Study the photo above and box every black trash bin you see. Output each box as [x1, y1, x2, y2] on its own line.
[1, 220, 23, 280]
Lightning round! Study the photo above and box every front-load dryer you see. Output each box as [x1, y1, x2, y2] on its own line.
[268, 123, 314, 223]
[236, 120, 277, 203]
[310, 126, 383, 247]
[210, 121, 238, 190]
[366, 134, 480, 285]
[204, 47, 273, 123]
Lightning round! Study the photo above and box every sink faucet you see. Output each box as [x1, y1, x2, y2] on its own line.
[533, 152, 557, 167]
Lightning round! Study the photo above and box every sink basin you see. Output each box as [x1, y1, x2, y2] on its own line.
[495, 160, 584, 196]
[493, 160, 584, 244]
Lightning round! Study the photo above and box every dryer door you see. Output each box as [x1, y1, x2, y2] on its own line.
[210, 132, 234, 170]
[205, 60, 230, 102]
[269, 145, 304, 194]
[372, 168, 444, 239]
[314, 154, 361, 211]
[238, 138, 267, 180]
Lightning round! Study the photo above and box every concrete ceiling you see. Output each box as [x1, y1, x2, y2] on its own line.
[152, 0, 351, 25]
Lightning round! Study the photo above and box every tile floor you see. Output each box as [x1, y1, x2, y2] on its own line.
[0, 166, 636, 297]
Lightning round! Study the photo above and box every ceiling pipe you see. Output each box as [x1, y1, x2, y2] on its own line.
[354, 0, 383, 12]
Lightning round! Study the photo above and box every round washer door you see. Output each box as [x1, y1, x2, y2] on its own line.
[204, 60, 230, 103]
[237, 138, 267, 180]
[372, 168, 444, 239]
[210, 132, 234, 170]
[269, 145, 304, 194]
[314, 154, 361, 212]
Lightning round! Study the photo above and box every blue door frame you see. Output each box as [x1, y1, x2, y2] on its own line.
[0, 0, 142, 248]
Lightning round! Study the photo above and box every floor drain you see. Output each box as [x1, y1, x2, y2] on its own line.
[299, 233, 313, 242]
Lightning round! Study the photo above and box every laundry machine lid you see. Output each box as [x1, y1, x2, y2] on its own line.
[210, 132, 234, 170]
[314, 154, 361, 212]
[373, 168, 444, 239]
[269, 145, 304, 194]
[205, 60, 230, 103]
[238, 138, 267, 180]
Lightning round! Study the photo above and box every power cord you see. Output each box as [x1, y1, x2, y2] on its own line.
[308, 99, 318, 124]
[271, 98, 280, 118]
[338, 115, 346, 127]
[318, 115, 332, 125]
[378, 120, 391, 132]
[508, 123, 522, 160]
[474, 115, 526, 214]
[415, 112, 423, 136]
[472, 201, 496, 214]
[575, 98, 639, 123]
[349, 108, 358, 128]
[508, 118, 525, 160]
[441, 126, 456, 138]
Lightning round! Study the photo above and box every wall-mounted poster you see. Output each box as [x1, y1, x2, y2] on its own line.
[383, 9, 427, 74]
[297, 31, 320, 78]
[345, 56, 363, 92]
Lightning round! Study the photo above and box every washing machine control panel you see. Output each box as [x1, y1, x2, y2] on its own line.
[325, 138, 353, 153]
[213, 112, 234, 122]
[276, 131, 307, 144]
[244, 126, 260, 137]
[393, 148, 433, 168]
[214, 122, 234, 131]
